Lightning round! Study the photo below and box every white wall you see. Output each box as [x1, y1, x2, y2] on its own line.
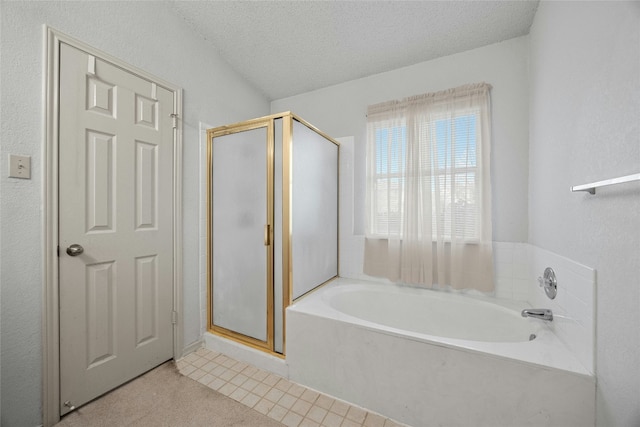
[271, 36, 530, 243]
[0, 2, 269, 425]
[528, 2, 640, 426]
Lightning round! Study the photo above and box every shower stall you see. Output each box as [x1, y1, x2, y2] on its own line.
[207, 112, 339, 356]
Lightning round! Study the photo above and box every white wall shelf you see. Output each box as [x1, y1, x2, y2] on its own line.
[570, 173, 640, 195]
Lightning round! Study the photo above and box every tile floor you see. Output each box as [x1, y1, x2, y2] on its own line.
[177, 347, 407, 427]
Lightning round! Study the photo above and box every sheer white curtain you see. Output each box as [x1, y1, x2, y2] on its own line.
[364, 83, 494, 291]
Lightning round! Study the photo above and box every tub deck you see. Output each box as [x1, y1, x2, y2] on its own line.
[286, 277, 595, 427]
[290, 278, 591, 377]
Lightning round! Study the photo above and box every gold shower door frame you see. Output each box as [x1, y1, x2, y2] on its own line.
[207, 112, 340, 356]
[207, 118, 275, 352]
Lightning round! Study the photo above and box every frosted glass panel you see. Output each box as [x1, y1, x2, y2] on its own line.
[292, 120, 339, 299]
[273, 118, 283, 353]
[211, 127, 267, 341]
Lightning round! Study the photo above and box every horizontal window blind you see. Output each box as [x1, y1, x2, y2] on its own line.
[369, 111, 481, 240]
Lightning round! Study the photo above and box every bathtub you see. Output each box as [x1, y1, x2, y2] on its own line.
[286, 278, 595, 427]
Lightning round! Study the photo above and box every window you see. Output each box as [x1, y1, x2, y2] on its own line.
[372, 125, 406, 236]
[364, 83, 493, 289]
[366, 83, 492, 245]
[370, 112, 481, 240]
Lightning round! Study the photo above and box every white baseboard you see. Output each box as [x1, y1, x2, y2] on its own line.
[179, 339, 204, 359]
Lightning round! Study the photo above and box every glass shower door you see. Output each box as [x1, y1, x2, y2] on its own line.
[210, 122, 273, 349]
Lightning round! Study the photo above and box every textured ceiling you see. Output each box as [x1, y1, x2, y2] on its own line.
[169, 1, 539, 100]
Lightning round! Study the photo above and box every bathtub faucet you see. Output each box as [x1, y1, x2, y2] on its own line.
[521, 308, 553, 321]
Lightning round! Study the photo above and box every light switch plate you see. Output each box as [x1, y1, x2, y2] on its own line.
[9, 154, 31, 179]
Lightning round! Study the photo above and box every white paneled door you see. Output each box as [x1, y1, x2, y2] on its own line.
[58, 43, 174, 415]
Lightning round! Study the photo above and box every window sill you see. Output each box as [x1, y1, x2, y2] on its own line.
[365, 236, 482, 245]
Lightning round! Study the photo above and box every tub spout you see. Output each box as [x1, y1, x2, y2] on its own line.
[521, 308, 553, 321]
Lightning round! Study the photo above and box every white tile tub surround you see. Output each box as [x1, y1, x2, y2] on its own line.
[528, 246, 595, 375]
[339, 232, 595, 376]
[287, 279, 595, 427]
[340, 238, 534, 299]
[493, 241, 532, 302]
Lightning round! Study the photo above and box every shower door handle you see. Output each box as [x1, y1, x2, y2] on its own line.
[264, 224, 271, 246]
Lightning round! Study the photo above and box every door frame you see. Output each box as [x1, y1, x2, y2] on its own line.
[42, 26, 184, 426]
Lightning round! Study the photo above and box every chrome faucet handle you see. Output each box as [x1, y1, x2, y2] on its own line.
[538, 267, 557, 300]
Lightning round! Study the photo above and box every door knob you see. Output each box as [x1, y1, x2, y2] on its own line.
[66, 244, 84, 256]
